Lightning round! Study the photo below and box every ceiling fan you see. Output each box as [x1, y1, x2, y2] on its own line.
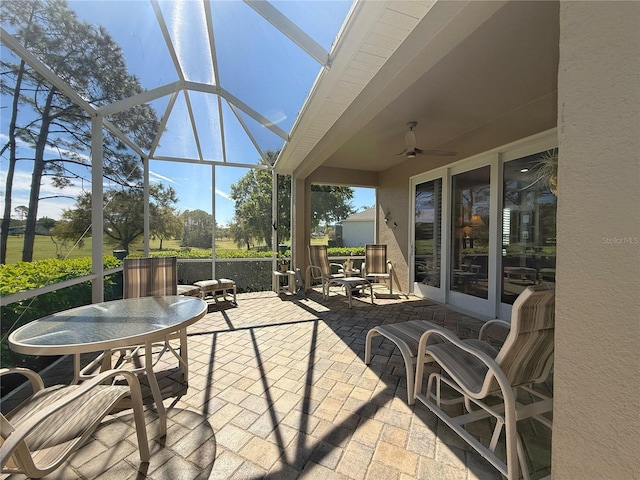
[396, 121, 457, 158]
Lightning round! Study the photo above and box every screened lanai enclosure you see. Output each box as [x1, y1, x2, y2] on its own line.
[0, 0, 370, 374]
[0, 0, 361, 300]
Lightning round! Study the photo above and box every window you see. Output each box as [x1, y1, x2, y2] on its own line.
[501, 150, 557, 304]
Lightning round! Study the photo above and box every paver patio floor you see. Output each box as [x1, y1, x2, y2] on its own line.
[1, 288, 552, 479]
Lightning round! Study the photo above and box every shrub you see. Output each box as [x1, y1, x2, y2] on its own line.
[0, 256, 122, 370]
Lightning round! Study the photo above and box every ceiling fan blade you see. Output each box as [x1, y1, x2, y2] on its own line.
[416, 148, 457, 157]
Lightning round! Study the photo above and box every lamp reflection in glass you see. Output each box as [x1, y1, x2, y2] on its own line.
[463, 215, 486, 249]
[469, 215, 485, 227]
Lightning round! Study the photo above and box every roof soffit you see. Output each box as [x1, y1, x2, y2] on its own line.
[274, 0, 510, 177]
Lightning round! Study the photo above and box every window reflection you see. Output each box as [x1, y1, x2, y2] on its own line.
[451, 166, 490, 299]
[415, 179, 442, 288]
[501, 150, 558, 304]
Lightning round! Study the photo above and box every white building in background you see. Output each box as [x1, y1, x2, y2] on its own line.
[341, 208, 374, 247]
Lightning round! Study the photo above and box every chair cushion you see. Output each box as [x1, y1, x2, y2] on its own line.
[6, 384, 129, 452]
[372, 320, 445, 359]
[194, 279, 235, 291]
[426, 341, 499, 396]
[177, 284, 201, 297]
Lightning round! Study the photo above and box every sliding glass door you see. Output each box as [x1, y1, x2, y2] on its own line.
[412, 177, 445, 302]
[498, 149, 558, 318]
[410, 130, 557, 320]
[447, 162, 496, 316]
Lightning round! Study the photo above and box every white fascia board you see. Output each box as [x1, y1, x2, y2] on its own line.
[244, 0, 329, 67]
[1, 27, 96, 115]
[274, 0, 506, 178]
[97, 82, 181, 116]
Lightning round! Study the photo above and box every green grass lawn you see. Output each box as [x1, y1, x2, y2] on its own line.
[4, 235, 264, 264]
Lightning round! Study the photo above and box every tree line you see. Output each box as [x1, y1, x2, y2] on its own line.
[1, 0, 157, 262]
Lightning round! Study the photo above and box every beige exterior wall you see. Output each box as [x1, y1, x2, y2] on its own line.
[376, 181, 409, 293]
[553, 2, 640, 478]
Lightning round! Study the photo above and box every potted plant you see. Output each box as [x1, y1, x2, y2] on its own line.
[529, 149, 558, 195]
[278, 252, 290, 272]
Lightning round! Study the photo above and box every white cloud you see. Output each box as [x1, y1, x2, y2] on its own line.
[215, 188, 232, 200]
[0, 170, 88, 220]
[149, 170, 178, 184]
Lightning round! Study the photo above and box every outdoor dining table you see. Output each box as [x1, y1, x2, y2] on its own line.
[8, 295, 207, 436]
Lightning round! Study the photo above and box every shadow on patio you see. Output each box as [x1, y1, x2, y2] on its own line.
[1, 289, 551, 479]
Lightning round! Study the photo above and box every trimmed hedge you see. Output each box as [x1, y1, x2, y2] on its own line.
[0, 256, 123, 371]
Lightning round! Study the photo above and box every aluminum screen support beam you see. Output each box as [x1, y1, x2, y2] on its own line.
[228, 102, 266, 164]
[244, 0, 330, 67]
[143, 156, 150, 257]
[91, 117, 104, 304]
[1, 27, 95, 114]
[97, 82, 181, 116]
[212, 165, 217, 280]
[151, 0, 185, 81]
[272, 170, 278, 292]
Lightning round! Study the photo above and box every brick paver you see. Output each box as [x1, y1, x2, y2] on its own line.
[1, 289, 551, 479]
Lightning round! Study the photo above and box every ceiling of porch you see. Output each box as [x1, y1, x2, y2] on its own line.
[275, 1, 560, 178]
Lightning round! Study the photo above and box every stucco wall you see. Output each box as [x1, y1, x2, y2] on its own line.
[553, 2, 640, 478]
[376, 180, 410, 293]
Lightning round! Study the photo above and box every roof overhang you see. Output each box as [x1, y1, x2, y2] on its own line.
[275, 0, 559, 178]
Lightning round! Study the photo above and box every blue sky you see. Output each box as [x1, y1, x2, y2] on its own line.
[1, 0, 374, 226]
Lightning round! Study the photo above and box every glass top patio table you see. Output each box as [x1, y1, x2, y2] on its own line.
[8, 296, 207, 437]
[9, 296, 207, 356]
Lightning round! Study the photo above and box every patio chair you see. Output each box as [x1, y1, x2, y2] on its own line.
[123, 256, 178, 298]
[1, 368, 149, 478]
[365, 315, 446, 405]
[307, 245, 344, 298]
[414, 284, 555, 480]
[361, 244, 393, 294]
[80, 256, 190, 383]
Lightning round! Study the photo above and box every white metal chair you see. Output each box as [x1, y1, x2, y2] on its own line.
[1, 368, 149, 478]
[414, 284, 555, 480]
